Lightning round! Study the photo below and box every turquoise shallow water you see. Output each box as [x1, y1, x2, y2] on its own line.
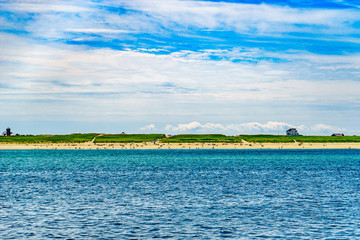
[0, 149, 360, 239]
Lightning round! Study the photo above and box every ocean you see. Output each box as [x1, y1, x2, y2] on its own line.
[1, 149, 359, 239]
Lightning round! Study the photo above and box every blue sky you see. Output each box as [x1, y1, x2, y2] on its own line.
[1, 0, 360, 135]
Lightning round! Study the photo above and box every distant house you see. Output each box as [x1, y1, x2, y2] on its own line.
[2, 128, 18, 136]
[331, 133, 344, 136]
[286, 128, 299, 136]
[2, 128, 12, 136]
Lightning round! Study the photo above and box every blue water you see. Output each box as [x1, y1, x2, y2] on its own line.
[1, 149, 360, 239]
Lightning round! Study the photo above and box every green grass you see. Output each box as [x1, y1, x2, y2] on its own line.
[240, 135, 360, 143]
[0, 133, 97, 143]
[294, 136, 360, 143]
[95, 134, 165, 143]
[1, 133, 359, 144]
[240, 135, 295, 143]
[160, 134, 242, 143]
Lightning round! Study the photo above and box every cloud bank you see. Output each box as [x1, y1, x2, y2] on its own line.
[163, 121, 347, 135]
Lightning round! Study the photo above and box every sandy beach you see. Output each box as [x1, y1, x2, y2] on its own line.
[0, 142, 359, 150]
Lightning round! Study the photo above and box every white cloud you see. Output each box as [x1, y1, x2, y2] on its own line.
[311, 124, 347, 133]
[106, 0, 360, 36]
[140, 124, 156, 131]
[0, 2, 92, 13]
[1, 0, 360, 134]
[2, 33, 360, 102]
[3, 0, 360, 41]
[65, 28, 131, 34]
[1, 33, 360, 132]
[165, 121, 224, 132]
[231, 122, 295, 132]
[165, 121, 296, 133]
[163, 121, 352, 135]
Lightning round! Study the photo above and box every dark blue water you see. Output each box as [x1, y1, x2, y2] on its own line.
[1, 149, 360, 239]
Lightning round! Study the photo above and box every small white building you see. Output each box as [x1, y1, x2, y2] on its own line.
[331, 133, 344, 136]
[286, 128, 299, 136]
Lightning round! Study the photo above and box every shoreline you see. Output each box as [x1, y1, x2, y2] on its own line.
[0, 142, 359, 150]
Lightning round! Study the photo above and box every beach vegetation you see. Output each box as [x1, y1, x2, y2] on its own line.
[0, 133, 97, 143]
[1, 133, 360, 144]
[240, 135, 360, 143]
[94, 134, 165, 143]
[160, 134, 242, 143]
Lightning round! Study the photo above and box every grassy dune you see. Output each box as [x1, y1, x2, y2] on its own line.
[0, 133, 97, 143]
[160, 134, 242, 143]
[94, 134, 165, 143]
[240, 135, 294, 143]
[1, 133, 359, 144]
[294, 136, 360, 143]
[240, 135, 360, 143]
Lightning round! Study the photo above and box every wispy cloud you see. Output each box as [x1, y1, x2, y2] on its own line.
[2, 0, 360, 47]
[311, 124, 347, 133]
[1, 1, 92, 13]
[1, 33, 360, 119]
[109, 0, 360, 36]
[2, 33, 360, 100]
[1, 0, 360, 134]
[65, 28, 131, 34]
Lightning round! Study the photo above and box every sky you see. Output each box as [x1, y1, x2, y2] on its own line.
[1, 0, 360, 135]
